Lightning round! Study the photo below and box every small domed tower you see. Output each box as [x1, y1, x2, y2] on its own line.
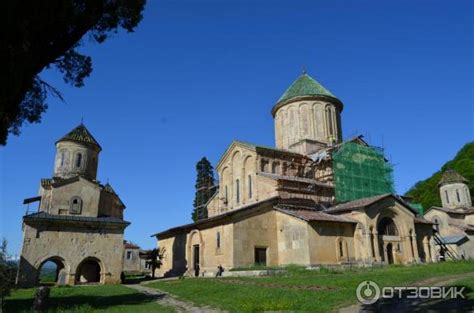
[272, 71, 343, 155]
[439, 169, 472, 209]
[53, 123, 102, 180]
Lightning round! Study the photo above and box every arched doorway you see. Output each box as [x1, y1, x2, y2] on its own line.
[37, 257, 67, 286]
[386, 243, 394, 264]
[75, 258, 102, 284]
[377, 217, 399, 264]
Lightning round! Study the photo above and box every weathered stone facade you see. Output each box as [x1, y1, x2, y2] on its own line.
[153, 72, 436, 277]
[17, 124, 130, 287]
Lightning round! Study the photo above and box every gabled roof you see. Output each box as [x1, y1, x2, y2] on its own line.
[439, 169, 469, 186]
[425, 206, 474, 215]
[56, 123, 102, 151]
[275, 206, 357, 224]
[326, 194, 419, 215]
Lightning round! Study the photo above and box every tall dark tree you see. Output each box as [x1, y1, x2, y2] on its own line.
[0, 0, 146, 145]
[192, 157, 215, 222]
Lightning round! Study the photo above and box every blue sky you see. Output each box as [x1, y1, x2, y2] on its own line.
[1, 0, 473, 256]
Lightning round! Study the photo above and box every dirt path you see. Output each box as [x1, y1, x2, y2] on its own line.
[339, 272, 474, 313]
[123, 283, 226, 313]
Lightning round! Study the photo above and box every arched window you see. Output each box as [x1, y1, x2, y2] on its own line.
[445, 190, 449, 204]
[272, 162, 279, 174]
[378, 217, 399, 236]
[339, 241, 344, 257]
[456, 189, 461, 202]
[70, 197, 82, 214]
[326, 106, 334, 138]
[75, 153, 82, 168]
[235, 179, 240, 204]
[216, 232, 221, 249]
[60, 151, 65, 167]
[224, 186, 228, 204]
[248, 175, 252, 199]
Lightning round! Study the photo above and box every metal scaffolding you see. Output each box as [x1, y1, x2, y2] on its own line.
[332, 142, 394, 203]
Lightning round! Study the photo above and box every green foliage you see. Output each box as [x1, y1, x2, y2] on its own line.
[0, 239, 18, 308]
[192, 157, 215, 222]
[406, 142, 474, 210]
[1, 0, 146, 145]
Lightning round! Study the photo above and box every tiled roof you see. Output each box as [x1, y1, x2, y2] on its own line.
[439, 169, 469, 186]
[326, 194, 392, 213]
[124, 241, 140, 249]
[277, 72, 337, 104]
[427, 206, 474, 215]
[276, 207, 357, 224]
[56, 123, 102, 151]
[414, 217, 434, 224]
[449, 223, 474, 232]
[23, 211, 129, 225]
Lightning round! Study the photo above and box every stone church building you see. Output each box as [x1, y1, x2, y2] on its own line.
[424, 169, 474, 259]
[17, 124, 130, 287]
[153, 72, 436, 277]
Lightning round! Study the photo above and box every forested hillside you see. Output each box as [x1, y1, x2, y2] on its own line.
[405, 142, 474, 210]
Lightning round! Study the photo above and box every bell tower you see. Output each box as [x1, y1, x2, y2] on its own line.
[53, 123, 102, 180]
[439, 169, 472, 209]
[272, 71, 343, 155]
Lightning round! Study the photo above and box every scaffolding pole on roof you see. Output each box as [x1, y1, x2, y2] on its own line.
[332, 142, 394, 203]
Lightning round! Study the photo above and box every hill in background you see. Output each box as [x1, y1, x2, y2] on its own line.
[405, 142, 474, 212]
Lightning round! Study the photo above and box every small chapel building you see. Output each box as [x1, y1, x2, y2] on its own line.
[17, 124, 130, 287]
[424, 169, 474, 259]
[153, 72, 436, 277]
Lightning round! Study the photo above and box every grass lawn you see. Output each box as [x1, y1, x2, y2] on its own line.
[4, 285, 175, 313]
[148, 261, 474, 312]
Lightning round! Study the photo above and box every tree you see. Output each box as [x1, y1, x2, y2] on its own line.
[192, 157, 216, 222]
[0, 0, 146, 145]
[405, 142, 474, 211]
[144, 247, 165, 279]
[0, 239, 17, 309]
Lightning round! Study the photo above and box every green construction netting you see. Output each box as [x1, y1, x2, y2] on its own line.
[333, 142, 394, 203]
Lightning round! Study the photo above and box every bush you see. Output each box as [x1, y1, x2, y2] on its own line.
[0, 239, 17, 308]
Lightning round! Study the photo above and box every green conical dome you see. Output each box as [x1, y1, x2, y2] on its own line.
[277, 72, 337, 104]
[56, 123, 102, 151]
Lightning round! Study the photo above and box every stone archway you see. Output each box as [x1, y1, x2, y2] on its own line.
[187, 230, 203, 277]
[36, 256, 68, 285]
[75, 257, 102, 284]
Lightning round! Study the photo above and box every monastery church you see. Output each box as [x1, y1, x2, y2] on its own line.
[153, 72, 437, 277]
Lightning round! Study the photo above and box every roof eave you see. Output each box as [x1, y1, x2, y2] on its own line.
[271, 95, 343, 117]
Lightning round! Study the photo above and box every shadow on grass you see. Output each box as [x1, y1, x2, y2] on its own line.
[4, 291, 164, 313]
[360, 285, 474, 313]
[122, 275, 156, 285]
